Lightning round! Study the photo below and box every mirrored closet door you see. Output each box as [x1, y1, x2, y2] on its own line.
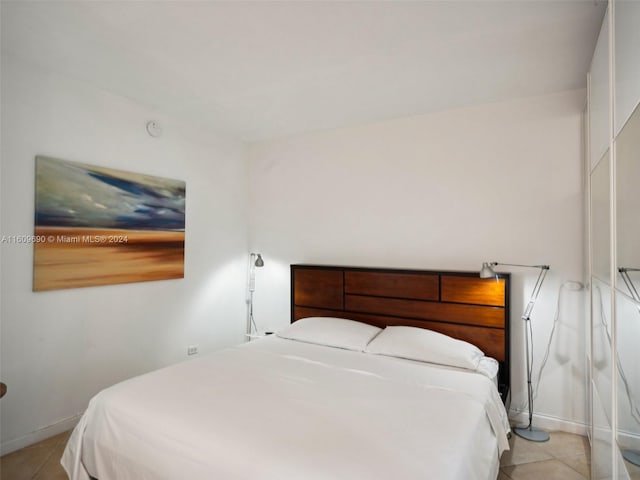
[588, 1, 639, 478]
[615, 103, 640, 477]
[591, 152, 613, 479]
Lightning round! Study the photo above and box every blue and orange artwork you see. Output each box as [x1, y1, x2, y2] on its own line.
[33, 156, 185, 291]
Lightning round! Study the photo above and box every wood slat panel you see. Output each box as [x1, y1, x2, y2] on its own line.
[383, 317, 505, 361]
[345, 312, 506, 362]
[293, 269, 343, 310]
[441, 275, 506, 307]
[345, 271, 439, 301]
[294, 308, 504, 361]
[345, 294, 505, 328]
[294, 306, 349, 321]
[414, 320, 504, 361]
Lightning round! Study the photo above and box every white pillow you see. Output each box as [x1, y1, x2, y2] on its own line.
[364, 326, 485, 371]
[277, 317, 382, 351]
[477, 356, 500, 384]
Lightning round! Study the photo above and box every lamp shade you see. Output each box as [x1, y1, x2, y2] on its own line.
[480, 262, 497, 278]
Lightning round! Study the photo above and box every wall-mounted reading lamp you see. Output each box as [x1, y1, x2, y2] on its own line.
[481, 261, 550, 442]
[246, 253, 264, 337]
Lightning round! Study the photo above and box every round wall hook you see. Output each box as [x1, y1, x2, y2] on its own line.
[146, 120, 162, 138]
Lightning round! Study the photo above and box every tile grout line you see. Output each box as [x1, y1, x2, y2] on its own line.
[503, 458, 590, 480]
[29, 435, 65, 480]
[499, 468, 513, 479]
[556, 455, 590, 480]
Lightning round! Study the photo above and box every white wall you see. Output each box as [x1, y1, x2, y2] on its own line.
[0, 52, 590, 451]
[248, 90, 588, 431]
[0, 56, 249, 453]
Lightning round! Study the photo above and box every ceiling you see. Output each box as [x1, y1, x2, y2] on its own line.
[1, 1, 606, 143]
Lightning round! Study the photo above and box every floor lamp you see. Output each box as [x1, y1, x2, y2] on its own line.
[480, 261, 551, 442]
[617, 267, 640, 467]
[246, 253, 264, 336]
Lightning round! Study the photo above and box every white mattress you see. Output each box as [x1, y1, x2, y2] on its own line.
[62, 336, 510, 480]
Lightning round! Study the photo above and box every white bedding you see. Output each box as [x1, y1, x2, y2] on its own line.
[62, 336, 510, 480]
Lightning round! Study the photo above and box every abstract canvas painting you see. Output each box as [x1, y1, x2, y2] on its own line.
[33, 156, 185, 291]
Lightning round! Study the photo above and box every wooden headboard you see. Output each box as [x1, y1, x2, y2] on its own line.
[290, 264, 511, 404]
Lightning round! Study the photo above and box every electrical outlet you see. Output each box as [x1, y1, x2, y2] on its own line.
[187, 345, 198, 356]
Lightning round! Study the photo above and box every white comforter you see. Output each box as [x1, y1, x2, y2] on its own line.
[62, 336, 510, 480]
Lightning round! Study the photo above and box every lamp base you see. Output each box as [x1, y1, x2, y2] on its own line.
[622, 449, 640, 467]
[513, 425, 550, 442]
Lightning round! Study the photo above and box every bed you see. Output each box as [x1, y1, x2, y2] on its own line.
[62, 264, 511, 480]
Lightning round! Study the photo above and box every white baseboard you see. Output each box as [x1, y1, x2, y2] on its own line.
[618, 429, 640, 450]
[509, 409, 589, 437]
[1, 413, 82, 456]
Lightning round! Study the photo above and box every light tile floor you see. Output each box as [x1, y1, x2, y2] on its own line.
[0, 429, 596, 480]
[0, 431, 70, 480]
[499, 431, 591, 480]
